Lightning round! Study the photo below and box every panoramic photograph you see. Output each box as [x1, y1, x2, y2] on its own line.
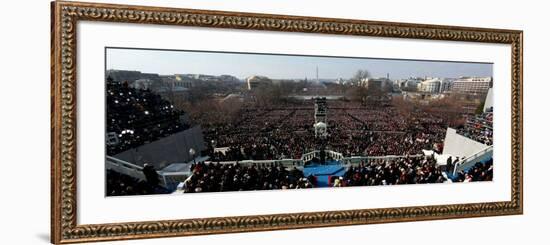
[105, 48, 494, 196]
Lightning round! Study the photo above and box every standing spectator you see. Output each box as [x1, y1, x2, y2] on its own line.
[142, 163, 160, 190]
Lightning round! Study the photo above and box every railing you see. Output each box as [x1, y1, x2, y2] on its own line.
[301, 151, 317, 162]
[301, 150, 344, 162]
[342, 154, 424, 165]
[107, 151, 437, 192]
[329, 150, 344, 160]
[206, 152, 425, 168]
[205, 159, 304, 168]
[452, 145, 493, 175]
[106, 156, 190, 191]
[106, 156, 146, 181]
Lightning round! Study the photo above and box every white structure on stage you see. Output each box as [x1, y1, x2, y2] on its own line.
[314, 121, 327, 138]
[313, 97, 328, 138]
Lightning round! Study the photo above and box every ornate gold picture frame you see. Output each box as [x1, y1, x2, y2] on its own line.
[51, 1, 523, 244]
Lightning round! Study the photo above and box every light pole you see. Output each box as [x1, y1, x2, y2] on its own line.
[189, 148, 196, 165]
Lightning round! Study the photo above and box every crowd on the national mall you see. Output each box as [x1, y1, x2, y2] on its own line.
[203, 100, 448, 162]
[105, 78, 493, 195]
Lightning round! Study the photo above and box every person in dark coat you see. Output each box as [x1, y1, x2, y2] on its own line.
[142, 163, 159, 189]
[446, 156, 453, 172]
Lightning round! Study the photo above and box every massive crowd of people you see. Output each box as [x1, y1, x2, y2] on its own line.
[182, 162, 315, 193]
[105, 77, 493, 195]
[105, 79, 458, 162]
[202, 99, 450, 161]
[340, 156, 447, 187]
[456, 108, 493, 145]
[106, 78, 189, 155]
[179, 155, 492, 194]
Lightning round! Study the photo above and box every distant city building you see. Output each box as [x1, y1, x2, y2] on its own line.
[130, 78, 155, 90]
[174, 74, 240, 83]
[106, 70, 160, 82]
[169, 75, 194, 88]
[185, 74, 217, 81]
[399, 77, 423, 91]
[218, 75, 240, 83]
[360, 77, 391, 92]
[246, 75, 272, 90]
[417, 78, 442, 93]
[451, 77, 492, 95]
[440, 78, 454, 93]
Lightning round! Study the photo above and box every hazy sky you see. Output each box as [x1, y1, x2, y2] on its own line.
[106, 48, 492, 80]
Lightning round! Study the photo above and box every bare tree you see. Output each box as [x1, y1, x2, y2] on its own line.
[351, 85, 369, 103]
[350, 69, 370, 85]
